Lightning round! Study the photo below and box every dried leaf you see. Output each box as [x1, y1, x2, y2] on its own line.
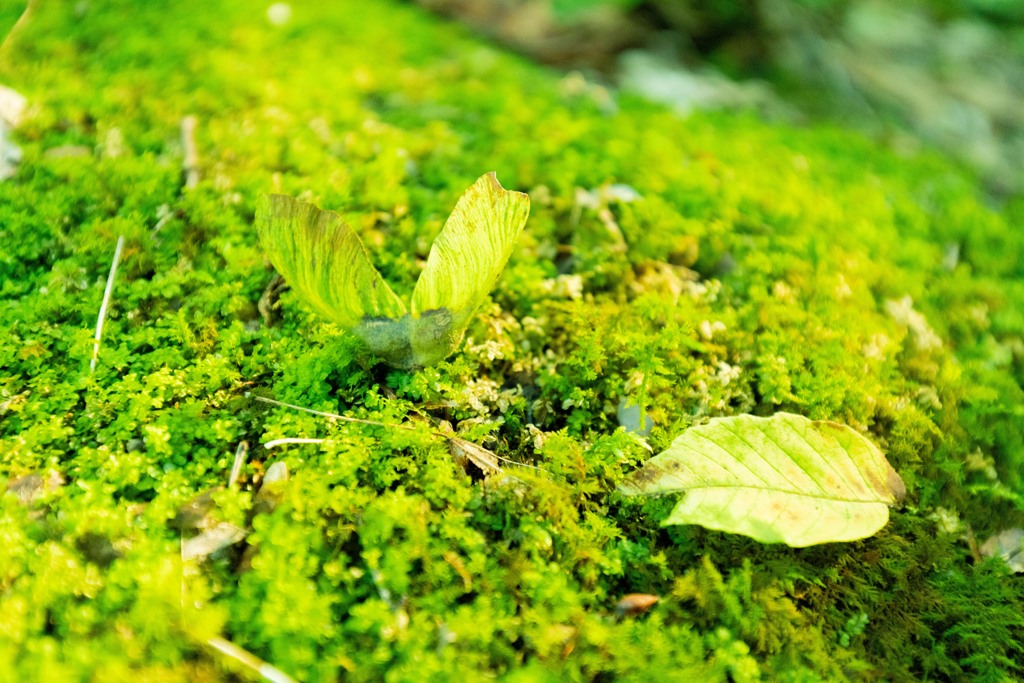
[6, 470, 64, 506]
[448, 436, 502, 478]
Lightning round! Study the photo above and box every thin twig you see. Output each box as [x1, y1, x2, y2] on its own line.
[228, 441, 249, 488]
[207, 636, 297, 683]
[90, 235, 125, 374]
[181, 115, 199, 189]
[254, 395, 418, 432]
[468, 445, 549, 474]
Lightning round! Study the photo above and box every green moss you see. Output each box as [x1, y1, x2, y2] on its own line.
[1, 0, 1023, 679]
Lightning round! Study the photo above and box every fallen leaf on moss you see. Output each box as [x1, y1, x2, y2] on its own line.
[619, 412, 905, 547]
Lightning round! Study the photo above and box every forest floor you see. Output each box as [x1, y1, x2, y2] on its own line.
[1, 1, 1023, 681]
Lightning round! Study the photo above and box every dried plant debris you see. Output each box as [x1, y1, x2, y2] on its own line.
[6, 470, 65, 506]
[206, 636, 297, 683]
[170, 492, 215, 533]
[251, 461, 289, 517]
[446, 434, 502, 479]
[256, 395, 507, 479]
[257, 272, 287, 326]
[981, 529, 1024, 573]
[76, 531, 123, 568]
[0, 83, 25, 180]
[173, 489, 246, 561]
[616, 593, 660, 617]
[181, 522, 247, 561]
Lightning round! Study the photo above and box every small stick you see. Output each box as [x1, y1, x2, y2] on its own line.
[181, 115, 199, 189]
[228, 441, 249, 488]
[90, 235, 125, 374]
[206, 636, 297, 683]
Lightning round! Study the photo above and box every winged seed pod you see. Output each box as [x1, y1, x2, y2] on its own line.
[256, 173, 530, 368]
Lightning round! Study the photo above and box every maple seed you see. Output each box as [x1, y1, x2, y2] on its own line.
[255, 172, 530, 368]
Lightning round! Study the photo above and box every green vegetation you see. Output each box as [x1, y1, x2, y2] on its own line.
[1, 0, 1022, 680]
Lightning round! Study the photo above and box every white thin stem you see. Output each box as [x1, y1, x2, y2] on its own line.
[181, 115, 199, 188]
[263, 437, 325, 450]
[228, 441, 249, 488]
[207, 636, 296, 683]
[483, 451, 548, 474]
[90, 235, 125, 374]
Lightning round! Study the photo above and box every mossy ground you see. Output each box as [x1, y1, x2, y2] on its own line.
[1, 1, 1023, 681]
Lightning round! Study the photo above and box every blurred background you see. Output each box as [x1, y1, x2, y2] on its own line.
[410, 0, 1024, 198]
[3, 0, 1021, 195]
